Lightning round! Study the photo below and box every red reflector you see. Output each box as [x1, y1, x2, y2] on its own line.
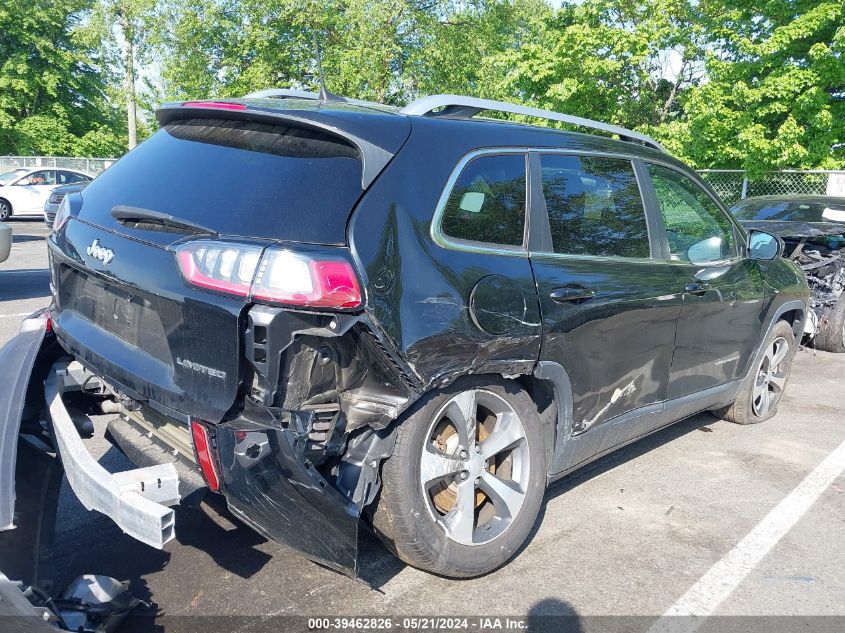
[45, 310, 52, 333]
[191, 421, 220, 491]
[182, 101, 247, 111]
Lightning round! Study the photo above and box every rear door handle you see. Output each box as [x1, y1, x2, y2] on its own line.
[550, 286, 596, 303]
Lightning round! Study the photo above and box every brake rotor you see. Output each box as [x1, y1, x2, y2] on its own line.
[430, 421, 495, 514]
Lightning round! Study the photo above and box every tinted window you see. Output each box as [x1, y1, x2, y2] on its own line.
[77, 118, 363, 244]
[59, 171, 88, 184]
[731, 199, 845, 223]
[648, 164, 736, 263]
[541, 155, 650, 258]
[441, 154, 527, 246]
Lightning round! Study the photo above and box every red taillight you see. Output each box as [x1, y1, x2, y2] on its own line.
[182, 101, 247, 111]
[173, 241, 362, 310]
[175, 244, 260, 296]
[191, 420, 220, 492]
[251, 249, 362, 308]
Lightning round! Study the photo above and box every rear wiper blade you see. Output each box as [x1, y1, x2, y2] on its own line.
[111, 205, 218, 236]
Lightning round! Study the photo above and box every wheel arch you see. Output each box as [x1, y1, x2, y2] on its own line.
[776, 307, 806, 340]
[741, 299, 807, 382]
[529, 362, 574, 476]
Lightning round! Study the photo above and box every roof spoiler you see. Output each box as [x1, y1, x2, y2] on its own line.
[156, 102, 394, 189]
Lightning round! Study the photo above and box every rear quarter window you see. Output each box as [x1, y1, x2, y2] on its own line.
[439, 154, 527, 247]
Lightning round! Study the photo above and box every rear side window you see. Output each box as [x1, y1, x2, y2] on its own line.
[440, 154, 527, 246]
[58, 171, 87, 184]
[541, 155, 650, 258]
[77, 118, 363, 244]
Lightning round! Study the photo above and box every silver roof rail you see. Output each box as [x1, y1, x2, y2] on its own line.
[400, 94, 665, 152]
[242, 88, 321, 100]
[241, 88, 385, 109]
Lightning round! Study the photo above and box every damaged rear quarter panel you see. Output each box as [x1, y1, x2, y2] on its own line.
[347, 118, 543, 400]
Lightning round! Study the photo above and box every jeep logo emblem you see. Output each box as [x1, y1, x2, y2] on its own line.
[86, 239, 114, 265]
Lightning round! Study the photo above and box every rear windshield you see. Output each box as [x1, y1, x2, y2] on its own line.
[731, 199, 845, 223]
[77, 118, 363, 244]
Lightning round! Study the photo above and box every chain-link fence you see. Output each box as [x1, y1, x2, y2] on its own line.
[698, 170, 845, 207]
[0, 156, 117, 176]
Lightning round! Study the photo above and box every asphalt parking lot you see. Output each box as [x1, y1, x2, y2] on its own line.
[1, 218, 844, 632]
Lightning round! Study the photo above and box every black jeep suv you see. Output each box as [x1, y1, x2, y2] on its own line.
[4, 92, 809, 578]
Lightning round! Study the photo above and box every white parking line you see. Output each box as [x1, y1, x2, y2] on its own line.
[650, 438, 845, 633]
[0, 312, 32, 318]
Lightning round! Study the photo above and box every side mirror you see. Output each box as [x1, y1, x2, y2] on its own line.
[747, 230, 782, 261]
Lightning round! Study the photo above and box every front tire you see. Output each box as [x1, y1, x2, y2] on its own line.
[814, 296, 845, 353]
[371, 378, 547, 578]
[0, 199, 11, 222]
[713, 320, 796, 425]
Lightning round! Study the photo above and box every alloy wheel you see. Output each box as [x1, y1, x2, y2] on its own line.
[420, 389, 530, 546]
[752, 336, 789, 417]
[0, 201, 9, 222]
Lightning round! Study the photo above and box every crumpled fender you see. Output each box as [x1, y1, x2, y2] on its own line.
[0, 320, 47, 532]
[215, 406, 361, 576]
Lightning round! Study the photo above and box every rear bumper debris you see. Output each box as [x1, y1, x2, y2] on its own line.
[0, 321, 47, 532]
[0, 571, 143, 633]
[46, 361, 180, 549]
[2, 311, 385, 576]
[0, 571, 58, 632]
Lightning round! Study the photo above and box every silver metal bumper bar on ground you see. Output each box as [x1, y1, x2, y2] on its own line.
[45, 362, 180, 549]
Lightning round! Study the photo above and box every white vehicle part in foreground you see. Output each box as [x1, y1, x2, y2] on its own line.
[803, 308, 819, 338]
[45, 362, 180, 548]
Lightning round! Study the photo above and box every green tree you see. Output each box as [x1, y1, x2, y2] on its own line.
[653, 0, 844, 173]
[469, 0, 704, 129]
[152, 0, 843, 172]
[0, 0, 121, 155]
[84, 0, 161, 149]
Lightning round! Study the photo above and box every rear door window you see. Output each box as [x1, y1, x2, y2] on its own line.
[76, 118, 364, 245]
[59, 171, 88, 184]
[440, 154, 527, 247]
[541, 155, 651, 258]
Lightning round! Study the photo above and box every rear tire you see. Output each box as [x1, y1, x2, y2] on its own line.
[814, 296, 845, 353]
[371, 378, 547, 578]
[0, 199, 11, 222]
[712, 320, 796, 425]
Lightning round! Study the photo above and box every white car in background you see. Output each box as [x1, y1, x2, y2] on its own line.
[0, 168, 92, 221]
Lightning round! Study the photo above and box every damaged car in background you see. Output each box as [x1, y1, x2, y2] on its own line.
[732, 195, 845, 353]
[1, 91, 810, 597]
